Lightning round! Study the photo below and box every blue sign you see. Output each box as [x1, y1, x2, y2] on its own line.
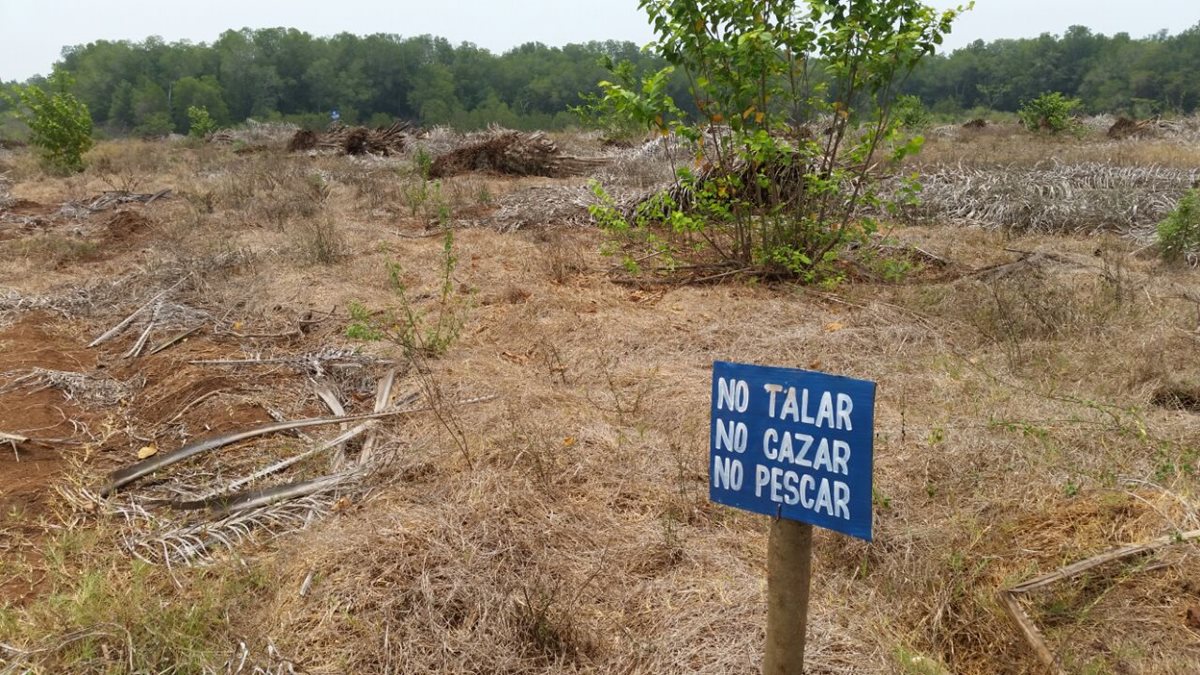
[709, 361, 876, 541]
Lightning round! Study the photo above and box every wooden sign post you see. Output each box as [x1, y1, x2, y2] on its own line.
[709, 361, 876, 673]
[765, 519, 813, 674]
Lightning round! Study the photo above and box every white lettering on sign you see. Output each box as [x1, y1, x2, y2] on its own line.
[763, 384, 854, 430]
[754, 465, 851, 519]
[714, 418, 748, 453]
[761, 430, 851, 475]
[713, 455, 744, 490]
[717, 377, 750, 413]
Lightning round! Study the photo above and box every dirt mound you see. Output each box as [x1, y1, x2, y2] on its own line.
[287, 129, 319, 152]
[104, 209, 151, 239]
[430, 129, 602, 179]
[1108, 116, 1154, 139]
[2, 198, 52, 216]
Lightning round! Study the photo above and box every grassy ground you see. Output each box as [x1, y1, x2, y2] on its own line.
[1, 126, 1198, 673]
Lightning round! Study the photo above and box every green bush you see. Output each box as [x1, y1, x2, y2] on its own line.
[1018, 91, 1081, 134]
[134, 111, 174, 137]
[586, 0, 964, 282]
[1158, 188, 1200, 264]
[9, 73, 93, 173]
[187, 105, 218, 138]
[894, 95, 931, 129]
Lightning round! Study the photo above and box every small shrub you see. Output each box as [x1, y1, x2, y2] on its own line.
[134, 111, 174, 138]
[1018, 92, 1081, 134]
[345, 301, 384, 340]
[413, 147, 433, 179]
[7, 72, 94, 173]
[1157, 188, 1200, 265]
[894, 95, 931, 130]
[295, 218, 345, 265]
[584, 0, 963, 282]
[344, 231, 466, 359]
[187, 106, 218, 138]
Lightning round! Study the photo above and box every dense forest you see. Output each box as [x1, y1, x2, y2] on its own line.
[1, 22, 1198, 137]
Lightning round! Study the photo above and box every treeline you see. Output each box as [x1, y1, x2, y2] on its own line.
[2, 30, 682, 136]
[1, 22, 1198, 139]
[905, 24, 1200, 116]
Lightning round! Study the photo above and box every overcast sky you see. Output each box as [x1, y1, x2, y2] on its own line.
[2, 0, 1198, 82]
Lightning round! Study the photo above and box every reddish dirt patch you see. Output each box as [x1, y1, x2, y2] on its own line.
[0, 313, 97, 503]
[0, 313, 99, 603]
[102, 209, 155, 248]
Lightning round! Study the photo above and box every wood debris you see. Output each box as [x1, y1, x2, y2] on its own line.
[287, 121, 411, 156]
[61, 189, 171, 217]
[1108, 116, 1156, 139]
[104, 407, 436, 496]
[1001, 527, 1200, 672]
[429, 128, 606, 179]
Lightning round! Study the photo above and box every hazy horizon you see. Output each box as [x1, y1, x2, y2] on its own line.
[2, 0, 1198, 82]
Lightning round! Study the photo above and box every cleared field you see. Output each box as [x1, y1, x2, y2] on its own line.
[1, 123, 1198, 674]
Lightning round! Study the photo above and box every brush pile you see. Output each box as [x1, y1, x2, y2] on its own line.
[287, 121, 411, 156]
[59, 189, 171, 218]
[429, 128, 605, 178]
[1108, 116, 1156, 139]
[883, 162, 1199, 233]
[480, 184, 595, 232]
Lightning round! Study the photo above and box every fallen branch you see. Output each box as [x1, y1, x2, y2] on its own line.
[147, 325, 202, 355]
[103, 395, 495, 495]
[2, 431, 26, 461]
[1001, 527, 1200, 672]
[124, 304, 159, 358]
[228, 423, 373, 493]
[88, 281, 183, 348]
[359, 368, 397, 467]
[312, 379, 349, 468]
[188, 357, 298, 366]
[211, 471, 359, 517]
[159, 423, 374, 508]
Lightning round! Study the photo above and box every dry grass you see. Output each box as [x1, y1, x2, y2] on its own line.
[1, 133, 1199, 674]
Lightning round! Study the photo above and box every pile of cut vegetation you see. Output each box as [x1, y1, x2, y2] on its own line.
[429, 127, 605, 179]
[884, 162, 1199, 233]
[1107, 116, 1156, 139]
[287, 121, 411, 156]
